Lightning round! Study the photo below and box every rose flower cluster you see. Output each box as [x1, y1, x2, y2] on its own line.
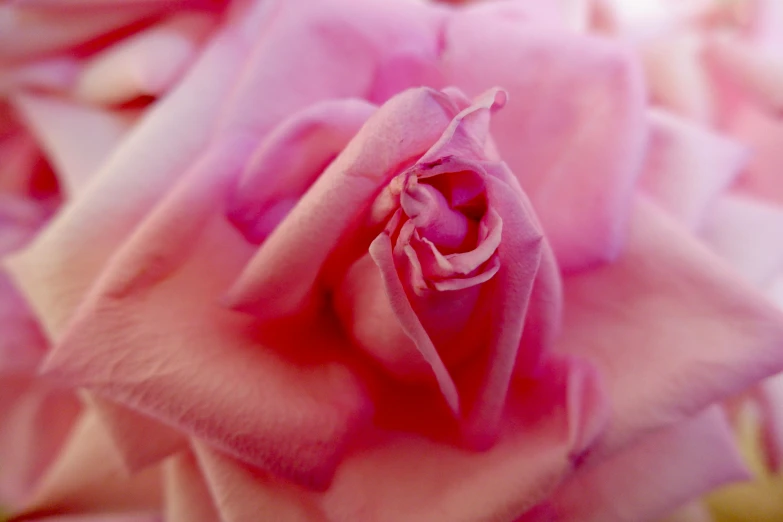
[1, 1, 783, 522]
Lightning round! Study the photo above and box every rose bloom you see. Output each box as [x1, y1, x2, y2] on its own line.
[4, 1, 783, 522]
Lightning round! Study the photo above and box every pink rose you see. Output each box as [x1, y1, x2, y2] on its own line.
[6, 1, 783, 521]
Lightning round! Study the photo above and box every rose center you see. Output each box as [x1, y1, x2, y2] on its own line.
[400, 178, 478, 254]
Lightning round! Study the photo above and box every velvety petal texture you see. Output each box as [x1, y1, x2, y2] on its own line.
[556, 198, 783, 455]
[441, 6, 647, 271]
[522, 407, 748, 522]
[6, 1, 783, 522]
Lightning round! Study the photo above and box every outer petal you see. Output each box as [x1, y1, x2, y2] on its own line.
[0, 272, 47, 373]
[0, 196, 49, 374]
[40, 134, 372, 489]
[704, 32, 783, 114]
[12, 94, 135, 197]
[660, 503, 714, 522]
[170, 358, 605, 522]
[14, 516, 160, 522]
[163, 452, 220, 522]
[556, 197, 783, 454]
[87, 396, 188, 473]
[0, 377, 81, 509]
[730, 104, 783, 206]
[640, 109, 746, 230]
[193, 442, 327, 522]
[700, 194, 783, 287]
[521, 407, 748, 522]
[5, 0, 440, 341]
[0, 4, 167, 63]
[0, 57, 81, 94]
[757, 371, 783, 471]
[442, 12, 647, 271]
[75, 14, 215, 105]
[640, 32, 714, 124]
[5, 17, 262, 338]
[12, 409, 162, 519]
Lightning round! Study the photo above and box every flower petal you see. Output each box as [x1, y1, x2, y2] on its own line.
[75, 13, 215, 105]
[0, 377, 80, 509]
[227, 98, 377, 244]
[556, 197, 783, 455]
[730, 104, 783, 205]
[87, 396, 188, 473]
[442, 14, 647, 271]
[12, 94, 135, 197]
[640, 109, 746, 230]
[15, 409, 162, 519]
[39, 135, 372, 488]
[704, 31, 783, 114]
[0, 4, 165, 63]
[166, 357, 605, 522]
[369, 231, 460, 414]
[224, 87, 457, 318]
[701, 194, 783, 286]
[163, 452, 220, 522]
[521, 407, 748, 522]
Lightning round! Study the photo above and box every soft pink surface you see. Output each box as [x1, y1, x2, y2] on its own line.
[521, 406, 747, 522]
[603, 0, 783, 484]
[0, 142, 78, 509]
[0, 6, 199, 518]
[4, 1, 783, 521]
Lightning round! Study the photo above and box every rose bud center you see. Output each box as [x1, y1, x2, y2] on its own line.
[335, 159, 501, 385]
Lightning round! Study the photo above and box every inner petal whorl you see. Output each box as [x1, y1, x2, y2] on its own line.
[400, 176, 476, 253]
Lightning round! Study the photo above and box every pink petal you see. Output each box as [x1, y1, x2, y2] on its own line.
[660, 502, 715, 522]
[76, 13, 216, 105]
[19, 515, 161, 522]
[757, 371, 783, 471]
[6, 0, 420, 340]
[0, 57, 81, 94]
[640, 32, 714, 124]
[171, 357, 606, 522]
[455, 173, 545, 446]
[521, 406, 748, 522]
[40, 135, 372, 488]
[228, 98, 377, 244]
[0, 272, 47, 374]
[334, 251, 434, 381]
[556, 197, 783, 455]
[704, 31, 783, 114]
[225, 87, 457, 318]
[0, 198, 50, 375]
[3, 1, 282, 338]
[0, 377, 81, 509]
[369, 232, 461, 414]
[163, 453, 220, 522]
[88, 396, 188, 473]
[442, 14, 647, 271]
[214, 0, 441, 135]
[700, 194, 783, 286]
[0, 4, 167, 63]
[729, 104, 783, 205]
[192, 442, 327, 522]
[15, 409, 162, 518]
[12, 94, 135, 197]
[640, 109, 746, 229]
